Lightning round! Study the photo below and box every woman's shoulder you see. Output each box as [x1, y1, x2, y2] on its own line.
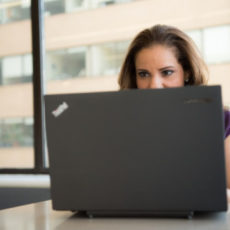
[224, 108, 230, 138]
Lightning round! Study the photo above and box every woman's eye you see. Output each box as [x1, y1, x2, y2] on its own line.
[137, 71, 150, 78]
[162, 70, 174, 76]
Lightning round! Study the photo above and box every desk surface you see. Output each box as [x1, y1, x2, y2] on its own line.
[0, 201, 230, 230]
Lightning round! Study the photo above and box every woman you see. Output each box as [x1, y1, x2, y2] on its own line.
[118, 24, 230, 188]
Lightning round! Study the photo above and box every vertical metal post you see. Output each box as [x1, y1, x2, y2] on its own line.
[31, 0, 46, 170]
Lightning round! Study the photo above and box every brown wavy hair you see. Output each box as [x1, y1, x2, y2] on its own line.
[118, 24, 208, 89]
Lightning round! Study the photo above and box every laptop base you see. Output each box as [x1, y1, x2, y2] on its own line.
[82, 210, 194, 219]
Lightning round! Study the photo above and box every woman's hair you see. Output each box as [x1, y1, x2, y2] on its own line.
[118, 24, 208, 89]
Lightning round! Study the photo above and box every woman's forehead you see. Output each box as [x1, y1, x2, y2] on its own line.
[135, 45, 180, 67]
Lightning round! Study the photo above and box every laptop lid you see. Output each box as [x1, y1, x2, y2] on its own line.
[45, 85, 227, 216]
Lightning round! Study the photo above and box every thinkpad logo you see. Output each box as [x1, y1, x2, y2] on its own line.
[52, 102, 69, 117]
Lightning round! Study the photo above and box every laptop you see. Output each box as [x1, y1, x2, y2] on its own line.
[45, 85, 227, 218]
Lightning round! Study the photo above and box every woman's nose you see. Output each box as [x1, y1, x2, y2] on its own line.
[149, 76, 164, 89]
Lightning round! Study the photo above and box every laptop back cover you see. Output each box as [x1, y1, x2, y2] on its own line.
[45, 85, 227, 213]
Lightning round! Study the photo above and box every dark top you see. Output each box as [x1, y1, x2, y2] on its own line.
[225, 110, 230, 138]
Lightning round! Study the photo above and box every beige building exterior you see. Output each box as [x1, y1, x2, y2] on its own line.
[0, 0, 230, 167]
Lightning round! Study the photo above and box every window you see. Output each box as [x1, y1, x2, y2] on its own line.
[89, 41, 129, 77]
[186, 29, 203, 55]
[203, 25, 230, 64]
[45, 41, 129, 83]
[44, 0, 65, 16]
[0, 118, 33, 147]
[0, 0, 34, 169]
[0, 0, 30, 24]
[1, 0, 230, 172]
[43, 0, 136, 17]
[0, 118, 33, 168]
[2, 56, 23, 81]
[46, 47, 86, 81]
[1, 54, 32, 85]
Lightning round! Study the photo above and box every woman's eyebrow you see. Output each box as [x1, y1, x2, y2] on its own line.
[159, 66, 175, 70]
[136, 68, 148, 71]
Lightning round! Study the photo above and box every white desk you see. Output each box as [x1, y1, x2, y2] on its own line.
[0, 200, 230, 230]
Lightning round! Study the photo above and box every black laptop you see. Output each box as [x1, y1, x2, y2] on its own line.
[45, 85, 227, 218]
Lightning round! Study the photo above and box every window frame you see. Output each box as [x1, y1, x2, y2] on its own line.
[0, 0, 48, 174]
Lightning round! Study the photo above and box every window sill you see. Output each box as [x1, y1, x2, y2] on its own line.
[0, 175, 50, 188]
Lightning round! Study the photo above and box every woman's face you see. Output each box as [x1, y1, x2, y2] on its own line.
[135, 45, 185, 89]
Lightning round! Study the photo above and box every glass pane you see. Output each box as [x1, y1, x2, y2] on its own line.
[0, 0, 33, 168]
